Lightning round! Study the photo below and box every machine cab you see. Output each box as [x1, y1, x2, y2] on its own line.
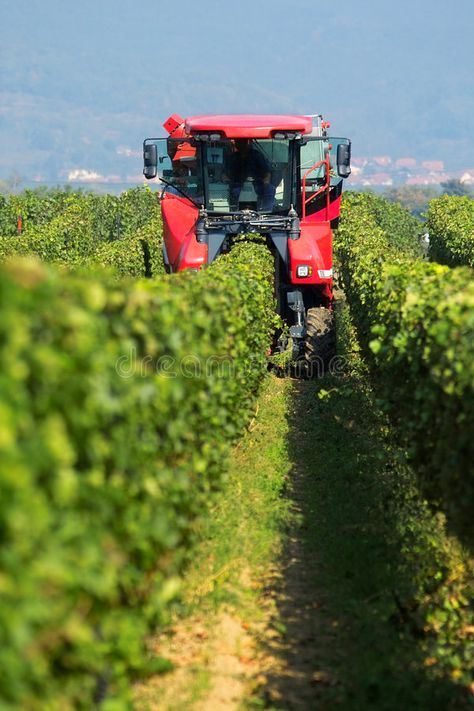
[143, 116, 350, 220]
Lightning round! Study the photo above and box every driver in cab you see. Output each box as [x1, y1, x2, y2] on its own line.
[222, 138, 275, 211]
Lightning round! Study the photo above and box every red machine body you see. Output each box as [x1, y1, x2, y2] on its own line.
[160, 197, 204, 270]
[185, 114, 313, 138]
[143, 114, 351, 362]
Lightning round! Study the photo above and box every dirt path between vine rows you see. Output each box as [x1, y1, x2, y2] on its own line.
[135, 468, 340, 711]
[135, 377, 343, 711]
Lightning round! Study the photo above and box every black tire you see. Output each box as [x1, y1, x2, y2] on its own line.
[304, 306, 336, 378]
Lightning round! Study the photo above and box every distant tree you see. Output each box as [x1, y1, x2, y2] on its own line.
[7, 172, 23, 194]
[383, 185, 440, 219]
[439, 179, 473, 198]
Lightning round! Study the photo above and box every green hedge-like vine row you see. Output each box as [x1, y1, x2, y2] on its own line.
[336, 193, 474, 541]
[0, 243, 275, 709]
[0, 189, 75, 236]
[426, 194, 474, 268]
[0, 187, 159, 239]
[0, 188, 164, 277]
[342, 191, 423, 258]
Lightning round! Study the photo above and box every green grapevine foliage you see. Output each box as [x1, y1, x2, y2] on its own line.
[426, 194, 474, 267]
[336, 194, 474, 541]
[0, 243, 275, 709]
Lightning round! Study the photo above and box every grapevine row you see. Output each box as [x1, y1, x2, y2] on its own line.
[336, 193, 474, 541]
[0, 187, 165, 278]
[0, 240, 275, 708]
[426, 194, 474, 268]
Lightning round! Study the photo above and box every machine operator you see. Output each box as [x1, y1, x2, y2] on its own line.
[222, 138, 276, 211]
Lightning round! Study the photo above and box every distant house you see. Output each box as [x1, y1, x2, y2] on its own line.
[460, 171, 474, 185]
[360, 173, 393, 186]
[421, 160, 444, 172]
[395, 157, 416, 169]
[373, 156, 392, 167]
[67, 169, 104, 182]
[406, 174, 449, 185]
[352, 157, 369, 168]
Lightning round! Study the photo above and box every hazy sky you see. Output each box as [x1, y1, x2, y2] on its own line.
[1, 0, 474, 171]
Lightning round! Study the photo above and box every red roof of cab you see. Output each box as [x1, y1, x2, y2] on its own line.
[185, 114, 313, 138]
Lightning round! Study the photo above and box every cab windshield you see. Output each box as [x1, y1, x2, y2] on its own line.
[156, 138, 293, 214]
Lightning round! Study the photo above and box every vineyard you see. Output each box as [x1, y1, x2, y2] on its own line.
[0, 188, 473, 710]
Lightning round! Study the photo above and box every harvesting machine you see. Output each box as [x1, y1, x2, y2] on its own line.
[143, 113, 351, 372]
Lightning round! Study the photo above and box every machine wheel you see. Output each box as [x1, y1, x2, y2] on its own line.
[304, 306, 336, 377]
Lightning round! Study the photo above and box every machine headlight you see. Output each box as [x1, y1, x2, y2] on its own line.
[296, 265, 312, 278]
